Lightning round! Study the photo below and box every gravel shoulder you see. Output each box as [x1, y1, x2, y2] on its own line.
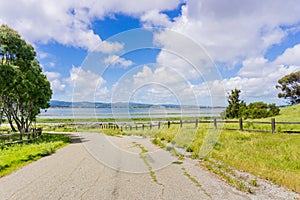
[0, 132, 299, 200]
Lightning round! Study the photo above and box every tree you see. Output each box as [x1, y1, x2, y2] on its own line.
[245, 102, 279, 119]
[223, 89, 280, 119]
[0, 25, 52, 139]
[224, 89, 245, 119]
[276, 71, 300, 105]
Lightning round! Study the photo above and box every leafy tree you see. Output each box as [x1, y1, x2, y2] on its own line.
[0, 25, 52, 139]
[276, 71, 300, 105]
[224, 89, 245, 119]
[223, 89, 280, 119]
[245, 102, 279, 119]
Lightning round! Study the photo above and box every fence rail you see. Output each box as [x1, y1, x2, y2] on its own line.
[0, 128, 43, 145]
[100, 118, 300, 134]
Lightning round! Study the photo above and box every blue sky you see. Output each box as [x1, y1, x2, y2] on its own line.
[1, 0, 300, 106]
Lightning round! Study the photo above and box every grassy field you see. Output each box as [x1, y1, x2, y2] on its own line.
[1, 105, 299, 192]
[100, 105, 300, 193]
[0, 133, 71, 177]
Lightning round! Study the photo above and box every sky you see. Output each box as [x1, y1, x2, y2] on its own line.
[1, 0, 300, 106]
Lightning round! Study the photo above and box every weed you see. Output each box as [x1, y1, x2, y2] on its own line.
[172, 161, 183, 165]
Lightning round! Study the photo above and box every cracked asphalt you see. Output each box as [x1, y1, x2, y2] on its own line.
[0, 132, 250, 200]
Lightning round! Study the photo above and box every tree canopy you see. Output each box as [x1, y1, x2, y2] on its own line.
[223, 89, 246, 119]
[276, 71, 300, 105]
[0, 25, 52, 137]
[222, 89, 280, 119]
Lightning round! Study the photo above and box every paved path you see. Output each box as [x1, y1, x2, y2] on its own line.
[0, 132, 294, 199]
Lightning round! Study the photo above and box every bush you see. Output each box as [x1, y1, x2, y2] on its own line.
[243, 102, 280, 119]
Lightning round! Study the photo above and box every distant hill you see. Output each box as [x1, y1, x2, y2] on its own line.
[49, 100, 183, 108]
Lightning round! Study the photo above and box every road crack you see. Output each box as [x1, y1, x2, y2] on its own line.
[134, 142, 165, 199]
[181, 167, 212, 199]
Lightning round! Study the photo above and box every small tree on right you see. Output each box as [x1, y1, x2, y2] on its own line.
[276, 71, 300, 105]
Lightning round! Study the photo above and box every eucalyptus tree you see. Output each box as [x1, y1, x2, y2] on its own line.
[276, 71, 300, 105]
[0, 25, 52, 138]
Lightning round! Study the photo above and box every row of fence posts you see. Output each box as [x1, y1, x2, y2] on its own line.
[100, 118, 278, 134]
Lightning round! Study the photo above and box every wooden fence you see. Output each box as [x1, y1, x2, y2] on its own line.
[0, 128, 43, 145]
[100, 118, 300, 134]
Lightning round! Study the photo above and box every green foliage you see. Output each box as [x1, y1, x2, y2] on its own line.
[223, 89, 245, 119]
[276, 71, 300, 105]
[223, 89, 280, 119]
[0, 25, 52, 134]
[243, 102, 280, 119]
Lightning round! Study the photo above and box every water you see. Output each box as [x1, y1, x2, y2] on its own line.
[38, 107, 224, 119]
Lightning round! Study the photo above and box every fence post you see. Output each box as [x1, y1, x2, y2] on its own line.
[130, 125, 132, 131]
[8, 130, 11, 142]
[136, 125, 138, 130]
[214, 118, 217, 129]
[180, 120, 183, 128]
[195, 119, 198, 128]
[150, 124, 152, 130]
[121, 126, 123, 131]
[168, 121, 171, 128]
[142, 124, 144, 130]
[158, 122, 160, 129]
[271, 118, 275, 134]
[239, 118, 243, 131]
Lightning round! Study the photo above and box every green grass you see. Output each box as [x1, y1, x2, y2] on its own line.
[113, 105, 300, 193]
[27, 104, 300, 193]
[0, 133, 71, 177]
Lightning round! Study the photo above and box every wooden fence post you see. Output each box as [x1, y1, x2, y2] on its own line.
[158, 122, 160, 129]
[271, 118, 275, 134]
[239, 118, 243, 131]
[142, 124, 144, 130]
[195, 119, 198, 128]
[214, 118, 217, 129]
[130, 125, 132, 131]
[121, 126, 123, 131]
[168, 121, 171, 128]
[180, 120, 183, 128]
[150, 124, 152, 130]
[136, 125, 138, 130]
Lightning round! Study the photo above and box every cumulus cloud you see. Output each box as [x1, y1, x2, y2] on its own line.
[94, 41, 125, 54]
[141, 10, 172, 28]
[151, 0, 300, 65]
[44, 71, 66, 93]
[66, 66, 108, 101]
[0, 0, 180, 51]
[274, 44, 300, 66]
[103, 55, 133, 68]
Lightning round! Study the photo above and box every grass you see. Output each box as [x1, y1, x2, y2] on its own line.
[0, 133, 71, 177]
[9, 104, 297, 193]
[134, 142, 163, 186]
[102, 105, 300, 193]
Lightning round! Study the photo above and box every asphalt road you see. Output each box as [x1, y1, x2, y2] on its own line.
[0, 132, 269, 199]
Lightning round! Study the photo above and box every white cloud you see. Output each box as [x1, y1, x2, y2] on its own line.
[94, 41, 125, 54]
[152, 0, 300, 65]
[44, 71, 66, 93]
[111, 65, 203, 105]
[141, 10, 172, 28]
[0, 0, 180, 51]
[65, 66, 108, 101]
[274, 44, 300, 66]
[103, 55, 133, 68]
[154, 29, 219, 82]
[238, 57, 269, 77]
